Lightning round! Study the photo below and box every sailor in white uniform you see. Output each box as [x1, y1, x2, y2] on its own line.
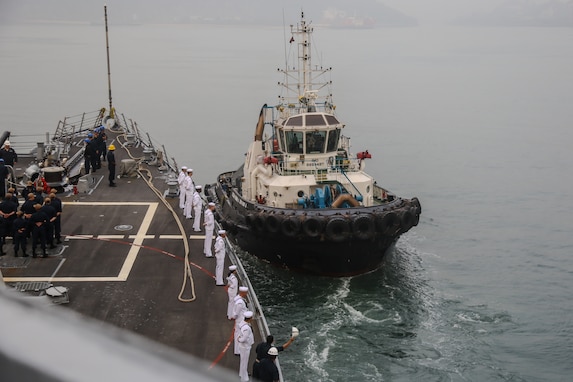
[233, 286, 248, 355]
[238, 310, 255, 382]
[191, 185, 203, 232]
[227, 265, 238, 319]
[177, 166, 187, 209]
[214, 230, 227, 285]
[183, 168, 195, 219]
[203, 202, 215, 257]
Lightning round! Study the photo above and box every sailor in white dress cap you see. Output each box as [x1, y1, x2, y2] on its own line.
[203, 202, 216, 257]
[177, 166, 187, 209]
[214, 230, 227, 285]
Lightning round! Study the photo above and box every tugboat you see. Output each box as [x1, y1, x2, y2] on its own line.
[207, 12, 421, 276]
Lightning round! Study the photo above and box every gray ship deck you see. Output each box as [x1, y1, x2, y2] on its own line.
[1, 126, 265, 378]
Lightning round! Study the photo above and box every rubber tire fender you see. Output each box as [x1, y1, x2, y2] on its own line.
[325, 217, 351, 242]
[253, 213, 266, 233]
[281, 216, 301, 237]
[352, 214, 375, 240]
[302, 217, 324, 238]
[266, 214, 283, 234]
[377, 211, 399, 235]
[399, 209, 414, 231]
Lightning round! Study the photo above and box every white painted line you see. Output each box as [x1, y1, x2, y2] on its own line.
[127, 235, 155, 240]
[159, 235, 184, 239]
[3, 202, 160, 284]
[49, 258, 66, 280]
[97, 235, 126, 239]
[118, 203, 158, 281]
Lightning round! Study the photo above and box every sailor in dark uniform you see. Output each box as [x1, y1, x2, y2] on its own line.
[30, 203, 48, 257]
[84, 135, 96, 174]
[0, 140, 17, 167]
[40, 197, 57, 249]
[0, 158, 9, 198]
[106, 144, 116, 187]
[257, 347, 280, 382]
[252, 334, 295, 379]
[0, 193, 18, 254]
[49, 190, 63, 243]
[12, 211, 28, 257]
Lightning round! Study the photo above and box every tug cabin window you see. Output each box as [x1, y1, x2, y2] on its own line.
[285, 131, 303, 153]
[326, 129, 340, 152]
[305, 131, 326, 154]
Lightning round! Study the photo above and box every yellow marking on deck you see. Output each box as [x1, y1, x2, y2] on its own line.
[3, 202, 162, 283]
[159, 235, 184, 239]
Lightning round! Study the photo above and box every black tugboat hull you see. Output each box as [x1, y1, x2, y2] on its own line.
[207, 174, 421, 277]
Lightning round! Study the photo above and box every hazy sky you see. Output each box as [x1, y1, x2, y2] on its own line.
[381, 0, 505, 23]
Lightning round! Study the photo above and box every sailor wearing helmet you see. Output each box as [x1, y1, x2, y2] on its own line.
[0, 140, 17, 167]
[214, 230, 227, 285]
[107, 144, 116, 187]
[257, 347, 280, 382]
[83, 135, 95, 174]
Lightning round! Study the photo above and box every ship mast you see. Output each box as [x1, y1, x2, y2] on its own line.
[104, 5, 113, 115]
[278, 11, 334, 116]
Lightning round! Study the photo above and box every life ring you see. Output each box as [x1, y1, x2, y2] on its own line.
[399, 210, 414, 231]
[266, 214, 283, 234]
[377, 212, 399, 235]
[352, 214, 375, 240]
[325, 217, 351, 242]
[302, 217, 323, 238]
[253, 213, 266, 233]
[281, 216, 301, 237]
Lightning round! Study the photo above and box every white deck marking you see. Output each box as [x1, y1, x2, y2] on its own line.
[159, 235, 184, 239]
[97, 235, 126, 239]
[118, 203, 157, 280]
[127, 235, 155, 240]
[3, 202, 160, 283]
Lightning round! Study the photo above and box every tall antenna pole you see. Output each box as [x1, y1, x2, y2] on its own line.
[104, 5, 113, 115]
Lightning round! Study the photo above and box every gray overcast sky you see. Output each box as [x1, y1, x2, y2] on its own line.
[380, 0, 504, 23]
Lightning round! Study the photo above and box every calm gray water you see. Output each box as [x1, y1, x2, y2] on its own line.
[1, 21, 573, 381]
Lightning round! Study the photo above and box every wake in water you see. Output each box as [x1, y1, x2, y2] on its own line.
[245, 232, 523, 382]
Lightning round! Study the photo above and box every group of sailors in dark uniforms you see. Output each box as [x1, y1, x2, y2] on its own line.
[0, 185, 62, 258]
[83, 126, 107, 175]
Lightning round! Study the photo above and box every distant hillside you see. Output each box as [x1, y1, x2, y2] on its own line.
[0, 0, 417, 27]
[453, 0, 573, 27]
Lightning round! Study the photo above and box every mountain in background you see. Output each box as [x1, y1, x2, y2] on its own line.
[453, 0, 573, 26]
[0, 0, 417, 27]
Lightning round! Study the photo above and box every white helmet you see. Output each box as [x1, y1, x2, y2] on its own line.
[268, 347, 279, 356]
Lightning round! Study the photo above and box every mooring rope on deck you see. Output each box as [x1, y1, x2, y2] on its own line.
[116, 134, 197, 303]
